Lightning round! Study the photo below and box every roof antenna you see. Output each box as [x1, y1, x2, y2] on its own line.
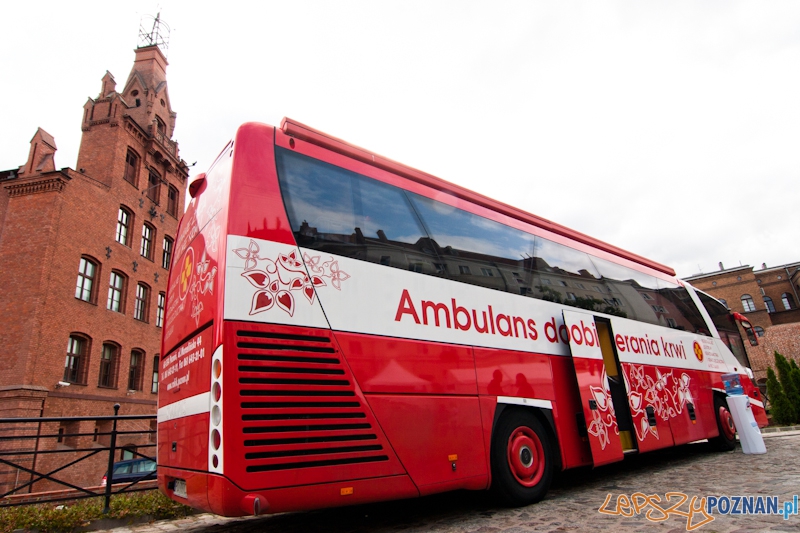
[138, 12, 171, 56]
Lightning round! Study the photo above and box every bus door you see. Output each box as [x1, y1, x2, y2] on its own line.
[562, 310, 636, 467]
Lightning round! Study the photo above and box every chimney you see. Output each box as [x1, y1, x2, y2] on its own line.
[762, 263, 767, 269]
[719, 262, 724, 271]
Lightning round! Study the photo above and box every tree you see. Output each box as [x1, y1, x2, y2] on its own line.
[789, 358, 800, 420]
[766, 367, 796, 425]
[774, 352, 800, 423]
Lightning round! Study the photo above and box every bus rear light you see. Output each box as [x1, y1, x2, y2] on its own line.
[209, 344, 224, 474]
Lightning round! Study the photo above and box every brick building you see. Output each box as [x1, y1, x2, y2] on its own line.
[685, 262, 800, 383]
[0, 42, 188, 490]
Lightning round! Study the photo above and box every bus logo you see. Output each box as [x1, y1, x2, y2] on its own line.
[693, 341, 704, 362]
[179, 247, 195, 300]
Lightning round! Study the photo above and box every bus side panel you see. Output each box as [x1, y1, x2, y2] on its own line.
[334, 333, 477, 395]
[549, 356, 593, 469]
[620, 363, 675, 452]
[664, 368, 714, 445]
[222, 321, 408, 492]
[365, 394, 488, 494]
[158, 412, 210, 472]
[473, 347, 554, 399]
[228, 123, 295, 246]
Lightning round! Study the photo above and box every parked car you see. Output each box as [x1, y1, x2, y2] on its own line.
[100, 457, 157, 486]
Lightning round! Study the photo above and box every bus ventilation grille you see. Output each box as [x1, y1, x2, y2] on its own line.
[235, 328, 388, 473]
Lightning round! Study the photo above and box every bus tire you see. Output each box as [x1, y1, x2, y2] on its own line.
[490, 409, 554, 507]
[709, 395, 736, 451]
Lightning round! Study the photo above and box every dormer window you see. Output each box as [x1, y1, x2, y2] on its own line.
[156, 117, 166, 136]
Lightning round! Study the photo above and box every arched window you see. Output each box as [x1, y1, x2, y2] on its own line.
[140, 223, 155, 260]
[764, 296, 776, 313]
[124, 149, 139, 186]
[134, 283, 150, 322]
[107, 271, 127, 313]
[167, 185, 179, 217]
[719, 298, 727, 307]
[156, 292, 166, 328]
[147, 170, 161, 204]
[128, 349, 145, 391]
[151, 355, 160, 394]
[116, 207, 133, 246]
[754, 326, 765, 337]
[75, 256, 99, 303]
[782, 293, 795, 310]
[98, 342, 119, 389]
[64, 334, 91, 384]
[741, 294, 756, 312]
[162, 236, 173, 270]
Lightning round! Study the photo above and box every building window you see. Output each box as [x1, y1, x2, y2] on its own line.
[408, 263, 423, 273]
[151, 355, 160, 393]
[116, 207, 132, 246]
[156, 292, 165, 328]
[591, 285, 601, 292]
[558, 281, 568, 287]
[754, 326, 765, 337]
[741, 294, 756, 313]
[764, 296, 776, 313]
[480, 267, 494, 277]
[719, 298, 727, 307]
[379, 256, 391, 266]
[64, 334, 90, 384]
[782, 293, 795, 310]
[75, 257, 98, 303]
[167, 185, 178, 217]
[146, 170, 161, 204]
[98, 343, 119, 388]
[162, 236, 173, 270]
[107, 271, 126, 313]
[134, 283, 150, 322]
[124, 149, 138, 186]
[459, 265, 471, 275]
[156, 116, 166, 135]
[140, 223, 155, 260]
[640, 293, 653, 300]
[566, 292, 577, 301]
[128, 349, 144, 391]
[666, 318, 678, 328]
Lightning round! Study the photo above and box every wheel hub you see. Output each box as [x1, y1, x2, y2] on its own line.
[507, 427, 545, 487]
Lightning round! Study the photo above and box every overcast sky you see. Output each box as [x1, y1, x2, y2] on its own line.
[2, 1, 798, 278]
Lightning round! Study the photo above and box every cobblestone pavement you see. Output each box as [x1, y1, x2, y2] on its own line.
[95, 432, 800, 533]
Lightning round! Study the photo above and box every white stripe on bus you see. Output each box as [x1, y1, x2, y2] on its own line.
[157, 392, 211, 423]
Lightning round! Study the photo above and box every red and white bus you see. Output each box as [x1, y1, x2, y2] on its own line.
[157, 119, 767, 516]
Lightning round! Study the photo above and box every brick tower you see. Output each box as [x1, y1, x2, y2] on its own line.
[0, 32, 188, 490]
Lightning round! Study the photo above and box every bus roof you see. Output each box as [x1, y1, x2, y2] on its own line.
[280, 118, 676, 277]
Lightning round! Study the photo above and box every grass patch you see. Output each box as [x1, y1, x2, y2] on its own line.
[0, 490, 193, 533]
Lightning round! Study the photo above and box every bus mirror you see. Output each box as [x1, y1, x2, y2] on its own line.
[732, 312, 758, 346]
[189, 173, 207, 198]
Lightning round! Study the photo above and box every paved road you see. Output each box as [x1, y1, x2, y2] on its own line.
[99, 432, 800, 533]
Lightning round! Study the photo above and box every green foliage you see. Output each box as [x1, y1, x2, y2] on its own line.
[774, 352, 800, 423]
[767, 367, 797, 425]
[0, 491, 192, 533]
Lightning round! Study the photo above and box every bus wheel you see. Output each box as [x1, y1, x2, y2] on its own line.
[491, 410, 554, 507]
[710, 396, 736, 451]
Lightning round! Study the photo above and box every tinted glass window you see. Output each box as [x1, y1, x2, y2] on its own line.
[408, 193, 535, 293]
[655, 280, 710, 335]
[277, 148, 441, 273]
[697, 290, 749, 367]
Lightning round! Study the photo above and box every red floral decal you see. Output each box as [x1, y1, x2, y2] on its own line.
[233, 240, 350, 317]
[623, 364, 693, 442]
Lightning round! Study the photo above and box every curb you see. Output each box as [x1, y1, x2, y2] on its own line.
[761, 424, 800, 433]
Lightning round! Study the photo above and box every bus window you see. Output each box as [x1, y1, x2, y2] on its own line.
[696, 291, 750, 368]
[407, 193, 535, 294]
[276, 148, 443, 274]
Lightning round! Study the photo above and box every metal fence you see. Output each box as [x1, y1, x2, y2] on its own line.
[0, 404, 157, 512]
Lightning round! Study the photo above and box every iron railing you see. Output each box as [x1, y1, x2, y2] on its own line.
[0, 404, 157, 512]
